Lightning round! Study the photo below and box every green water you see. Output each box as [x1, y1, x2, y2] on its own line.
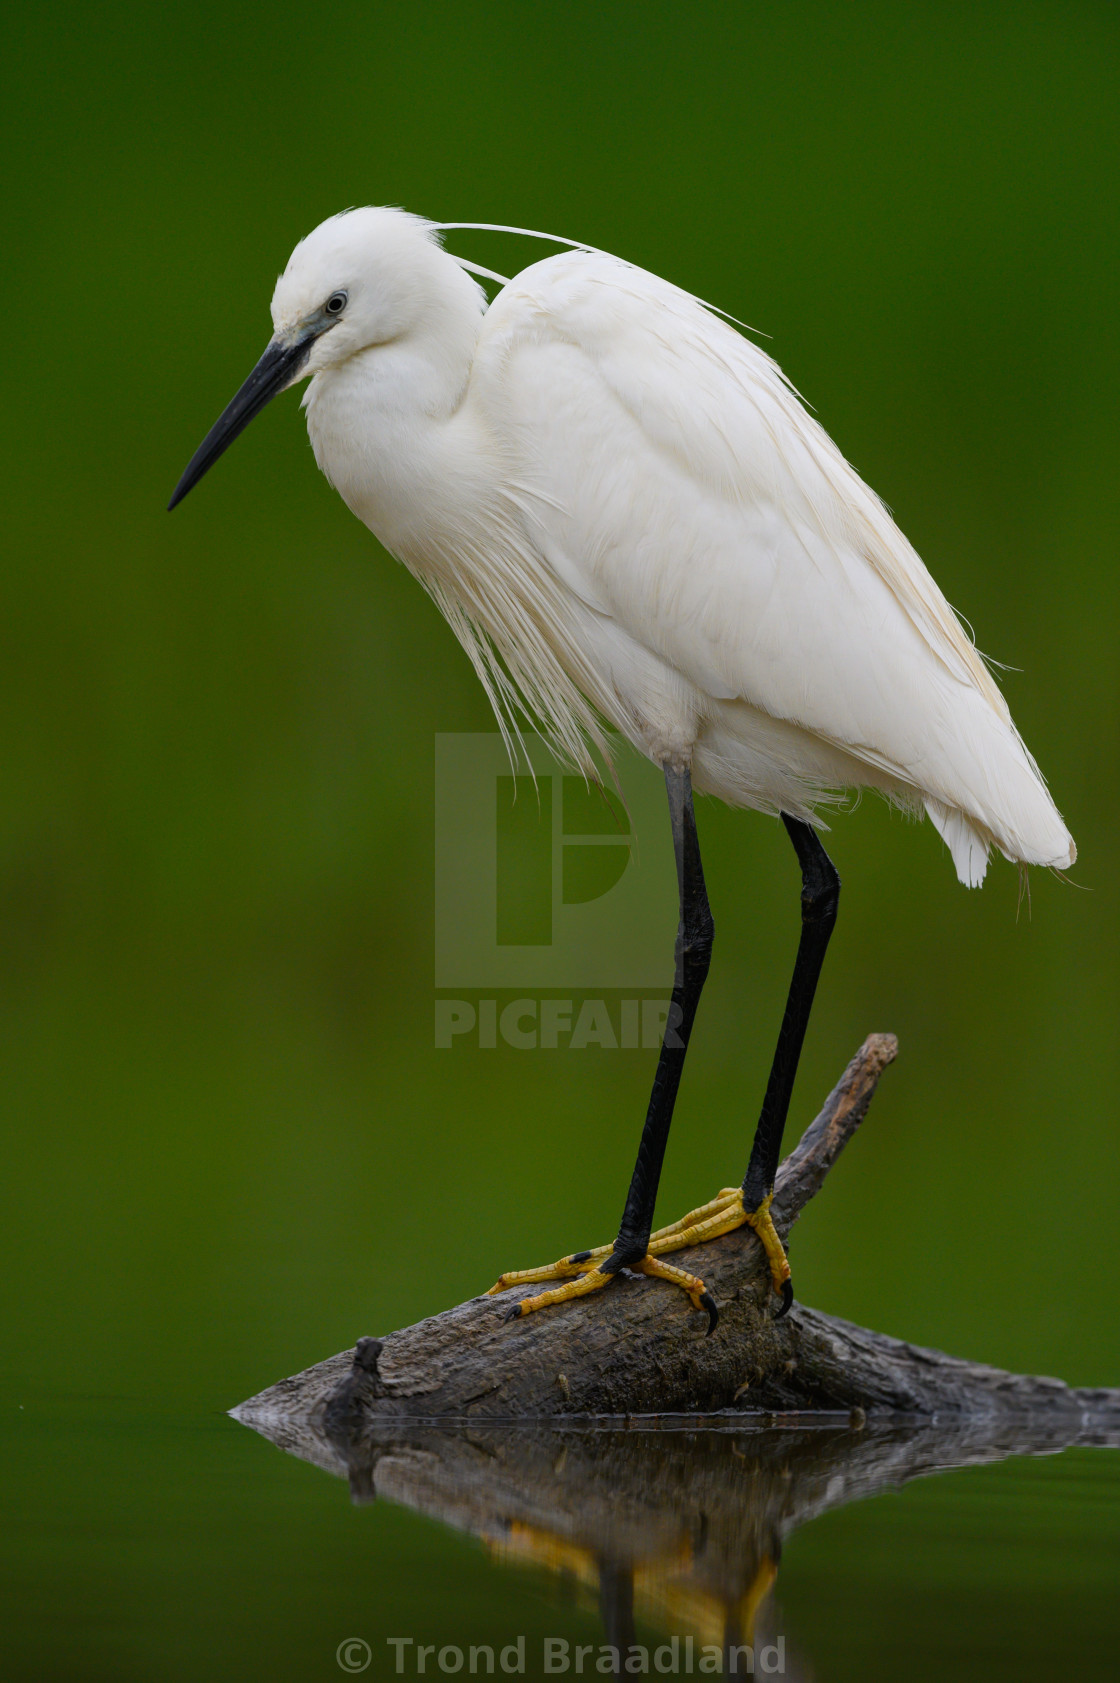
[5, 1392, 1118, 1680]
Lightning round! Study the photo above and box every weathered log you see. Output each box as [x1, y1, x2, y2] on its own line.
[233, 1033, 1119, 1428]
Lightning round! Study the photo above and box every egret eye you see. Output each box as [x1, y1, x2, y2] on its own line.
[325, 291, 347, 316]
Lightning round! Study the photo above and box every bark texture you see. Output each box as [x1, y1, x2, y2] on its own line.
[234, 1035, 1118, 1429]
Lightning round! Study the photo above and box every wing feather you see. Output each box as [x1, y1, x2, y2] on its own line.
[469, 250, 1073, 877]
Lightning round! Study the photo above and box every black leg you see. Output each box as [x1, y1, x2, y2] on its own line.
[741, 816, 840, 1311]
[492, 764, 720, 1330]
[605, 766, 714, 1286]
[597, 1560, 636, 1676]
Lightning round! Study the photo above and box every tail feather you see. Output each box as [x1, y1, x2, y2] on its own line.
[924, 788, 1075, 888]
[924, 799, 991, 887]
[907, 665, 1076, 887]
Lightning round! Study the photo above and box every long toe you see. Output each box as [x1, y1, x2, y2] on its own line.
[501, 1261, 616, 1320]
[491, 1186, 769, 1329]
[742, 1192, 793, 1307]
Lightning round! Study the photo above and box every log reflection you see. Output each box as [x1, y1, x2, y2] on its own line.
[234, 1394, 1119, 1676]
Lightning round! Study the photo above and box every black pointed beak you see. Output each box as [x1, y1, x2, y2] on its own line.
[168, 332, 316, 511]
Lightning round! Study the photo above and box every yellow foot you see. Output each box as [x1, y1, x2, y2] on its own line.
[487, 1188, 793, 1331]
[647, 1186, 792, 1318]
[488, 1245, 718, 1333]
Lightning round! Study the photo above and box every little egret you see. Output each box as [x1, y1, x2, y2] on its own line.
[170, 208, 1074, 1332]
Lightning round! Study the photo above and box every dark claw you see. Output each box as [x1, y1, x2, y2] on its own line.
[700, 1290, 719, 1336]
[569, 1250, 592, 1264]
[501, 1303, 524, 1324]
[774, 1278, 794, 1320]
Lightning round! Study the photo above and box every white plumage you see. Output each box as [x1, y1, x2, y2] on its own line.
[249, 207, 1074, 886]
[168, 205, 1078, 1330]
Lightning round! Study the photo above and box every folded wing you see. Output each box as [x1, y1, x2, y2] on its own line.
[471, 250, 1073, 884]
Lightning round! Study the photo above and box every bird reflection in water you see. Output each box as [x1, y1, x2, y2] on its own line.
[354, 1418, 805, 1675]
[488, 1509, 779, 1675]
[233, 1396, 1115, 1679]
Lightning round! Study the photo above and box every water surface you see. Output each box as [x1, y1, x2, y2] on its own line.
[7, 1385, 1118, 1680]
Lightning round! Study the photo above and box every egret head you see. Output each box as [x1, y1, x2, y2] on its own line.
[269, 207, 455, 374]
[169, 207, 479, 510]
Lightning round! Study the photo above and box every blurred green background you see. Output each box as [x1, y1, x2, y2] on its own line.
[3, 1, 1118, 1676]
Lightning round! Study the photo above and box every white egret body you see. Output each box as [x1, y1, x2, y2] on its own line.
[263, 207, 1073, 886]
[171, 207, 1075, 1330]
